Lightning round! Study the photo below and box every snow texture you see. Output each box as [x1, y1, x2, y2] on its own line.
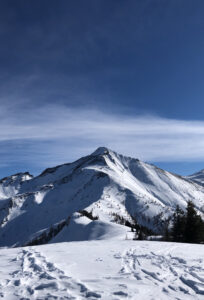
[0, 240, 203, 299]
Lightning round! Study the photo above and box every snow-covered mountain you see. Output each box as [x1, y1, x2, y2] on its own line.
[0, 172, 33, 200]
[187, 169, 204, 185]
[0, 147, 204, 247]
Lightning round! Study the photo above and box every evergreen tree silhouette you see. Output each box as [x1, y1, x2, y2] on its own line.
[184, 201, 203, 243]
[172, 205, 185, 242]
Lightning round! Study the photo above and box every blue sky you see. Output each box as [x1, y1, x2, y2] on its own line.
[0, 0, 204, 177]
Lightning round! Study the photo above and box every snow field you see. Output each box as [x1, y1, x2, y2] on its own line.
[0, 240, 203, 299]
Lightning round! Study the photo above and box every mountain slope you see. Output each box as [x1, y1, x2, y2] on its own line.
[187, 169, 204, 185]
[0, 147, 204, 247]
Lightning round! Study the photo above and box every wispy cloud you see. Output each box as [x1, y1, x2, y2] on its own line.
[0, 103, 204, 171]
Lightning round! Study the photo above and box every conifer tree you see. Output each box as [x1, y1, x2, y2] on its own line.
[170, 201, 204, 244]
[171, 205, 185, 242]
[184, 201, 203, 243]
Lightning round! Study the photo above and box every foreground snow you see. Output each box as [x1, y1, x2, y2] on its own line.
[0, 240, 203, 299]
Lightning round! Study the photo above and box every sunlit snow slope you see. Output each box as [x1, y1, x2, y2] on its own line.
[0, 147, 204, 247]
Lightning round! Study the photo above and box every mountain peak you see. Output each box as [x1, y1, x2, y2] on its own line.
[91, 147, 110, 156]
[0, 172, 33, 184]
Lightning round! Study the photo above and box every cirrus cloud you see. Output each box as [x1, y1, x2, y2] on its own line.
[0, 103, 204, 170]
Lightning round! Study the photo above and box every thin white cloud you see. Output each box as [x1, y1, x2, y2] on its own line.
[1, 103, 204, 164]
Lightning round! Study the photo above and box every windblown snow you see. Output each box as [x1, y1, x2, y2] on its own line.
[0, 147, 204, 247]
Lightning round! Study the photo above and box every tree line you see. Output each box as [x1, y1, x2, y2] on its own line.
[166, 201, 204, 244]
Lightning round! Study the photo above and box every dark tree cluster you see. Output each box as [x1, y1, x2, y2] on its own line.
[169, 201, 204, 244]
[111, 212, 154, 240]
[24, 216, 71, 247]
[78, 209, 98, 221]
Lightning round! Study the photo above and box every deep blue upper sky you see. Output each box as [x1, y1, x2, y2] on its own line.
[0, 0, 204, 177]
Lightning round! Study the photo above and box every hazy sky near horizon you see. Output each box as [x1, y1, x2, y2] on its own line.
[0, 0, 204, 177]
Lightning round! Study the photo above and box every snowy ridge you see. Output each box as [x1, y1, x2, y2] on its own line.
[0, 147, 204, 247]
[0, 172, 33, 200]
[187, 169, 204, 185]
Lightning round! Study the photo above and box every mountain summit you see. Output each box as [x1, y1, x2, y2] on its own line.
[91, 146, 110, 156]
[0, 147, 204, 247]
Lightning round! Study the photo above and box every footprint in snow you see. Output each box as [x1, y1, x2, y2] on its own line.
[113, 291, 128, 297]
[0, 248, 102, 300]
